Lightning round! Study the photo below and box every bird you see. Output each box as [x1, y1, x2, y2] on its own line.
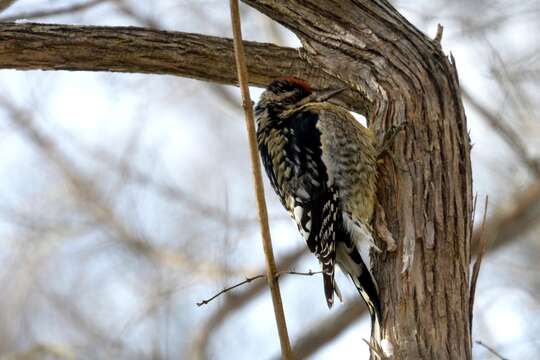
[255, 76, 382, 341]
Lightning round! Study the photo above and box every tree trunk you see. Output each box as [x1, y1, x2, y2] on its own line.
[242, 1, 473, 359]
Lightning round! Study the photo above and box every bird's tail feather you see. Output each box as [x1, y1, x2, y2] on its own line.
[323, 269, 335, 308]
[354, 265, 382, 343]
[335, 230, 382, 344]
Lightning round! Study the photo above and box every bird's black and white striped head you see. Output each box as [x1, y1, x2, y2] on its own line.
[255, 77, 347, 123]
[255, 77, 313, 114]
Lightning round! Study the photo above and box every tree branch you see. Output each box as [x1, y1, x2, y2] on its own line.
[196, 269, 321, 306]
[0, 22, 287, 83]
[0, 22, 364, 113]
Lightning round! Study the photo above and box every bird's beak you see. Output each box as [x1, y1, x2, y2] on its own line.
[286, 86, 348, 113]
[315, 87, 348, 102]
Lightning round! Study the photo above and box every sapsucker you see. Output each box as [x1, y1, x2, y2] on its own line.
[255, 77, 382, 339]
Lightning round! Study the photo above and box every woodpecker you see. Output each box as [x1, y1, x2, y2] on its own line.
[255, 77, 382, 340]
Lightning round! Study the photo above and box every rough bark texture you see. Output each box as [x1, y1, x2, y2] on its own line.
[241, 1, 473, 359]
[0, 23, 294, 83]
[0, 1, 474, 358]
[0, 22, 365, 114]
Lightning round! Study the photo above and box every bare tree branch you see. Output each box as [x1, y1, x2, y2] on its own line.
[0, 23, 364, 113]
[197, 274, 266, 306]
[0, 23, 288, 82]
[197, 269, 321, 306]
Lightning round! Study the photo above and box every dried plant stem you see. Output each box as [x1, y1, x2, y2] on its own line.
[229, 0, 292, 358]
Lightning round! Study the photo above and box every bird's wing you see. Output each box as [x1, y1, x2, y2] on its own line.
[258, 108, 340, 307]
[312, 104, 378, 227]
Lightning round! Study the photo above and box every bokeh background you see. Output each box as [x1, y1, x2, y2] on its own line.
[0, 0, 539, 359]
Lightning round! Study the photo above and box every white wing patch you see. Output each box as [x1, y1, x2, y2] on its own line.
[293, 204, 311, 239]
[343, 212, 380, 266]
[336, 242, 362, 282]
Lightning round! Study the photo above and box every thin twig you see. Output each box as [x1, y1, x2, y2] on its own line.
[196, 269, 321, 306]
[469, 196, 489, 326]
[475, 340, 509, 360]
[190, 249, 306, 360]
[228, 0, 292, 358]
[283, 269, 321, 277]
[197, 275, 265, 306]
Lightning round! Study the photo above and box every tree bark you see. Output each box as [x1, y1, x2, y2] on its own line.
[0, 22, 364, 114]
[0, 23, 296, 84]
[0, 0, 474, 358]
[242, 1, 473, 359]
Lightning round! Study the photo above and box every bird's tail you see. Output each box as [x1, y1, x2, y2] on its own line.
[354, 261, 382, 343]
[335, 232, 382, 344]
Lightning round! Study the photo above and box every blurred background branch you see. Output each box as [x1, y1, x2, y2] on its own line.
[0, 0, 16, 14]
[0, 0, 109, 22]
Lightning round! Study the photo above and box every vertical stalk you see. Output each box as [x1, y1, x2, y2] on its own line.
[229, 0, 293, 358]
